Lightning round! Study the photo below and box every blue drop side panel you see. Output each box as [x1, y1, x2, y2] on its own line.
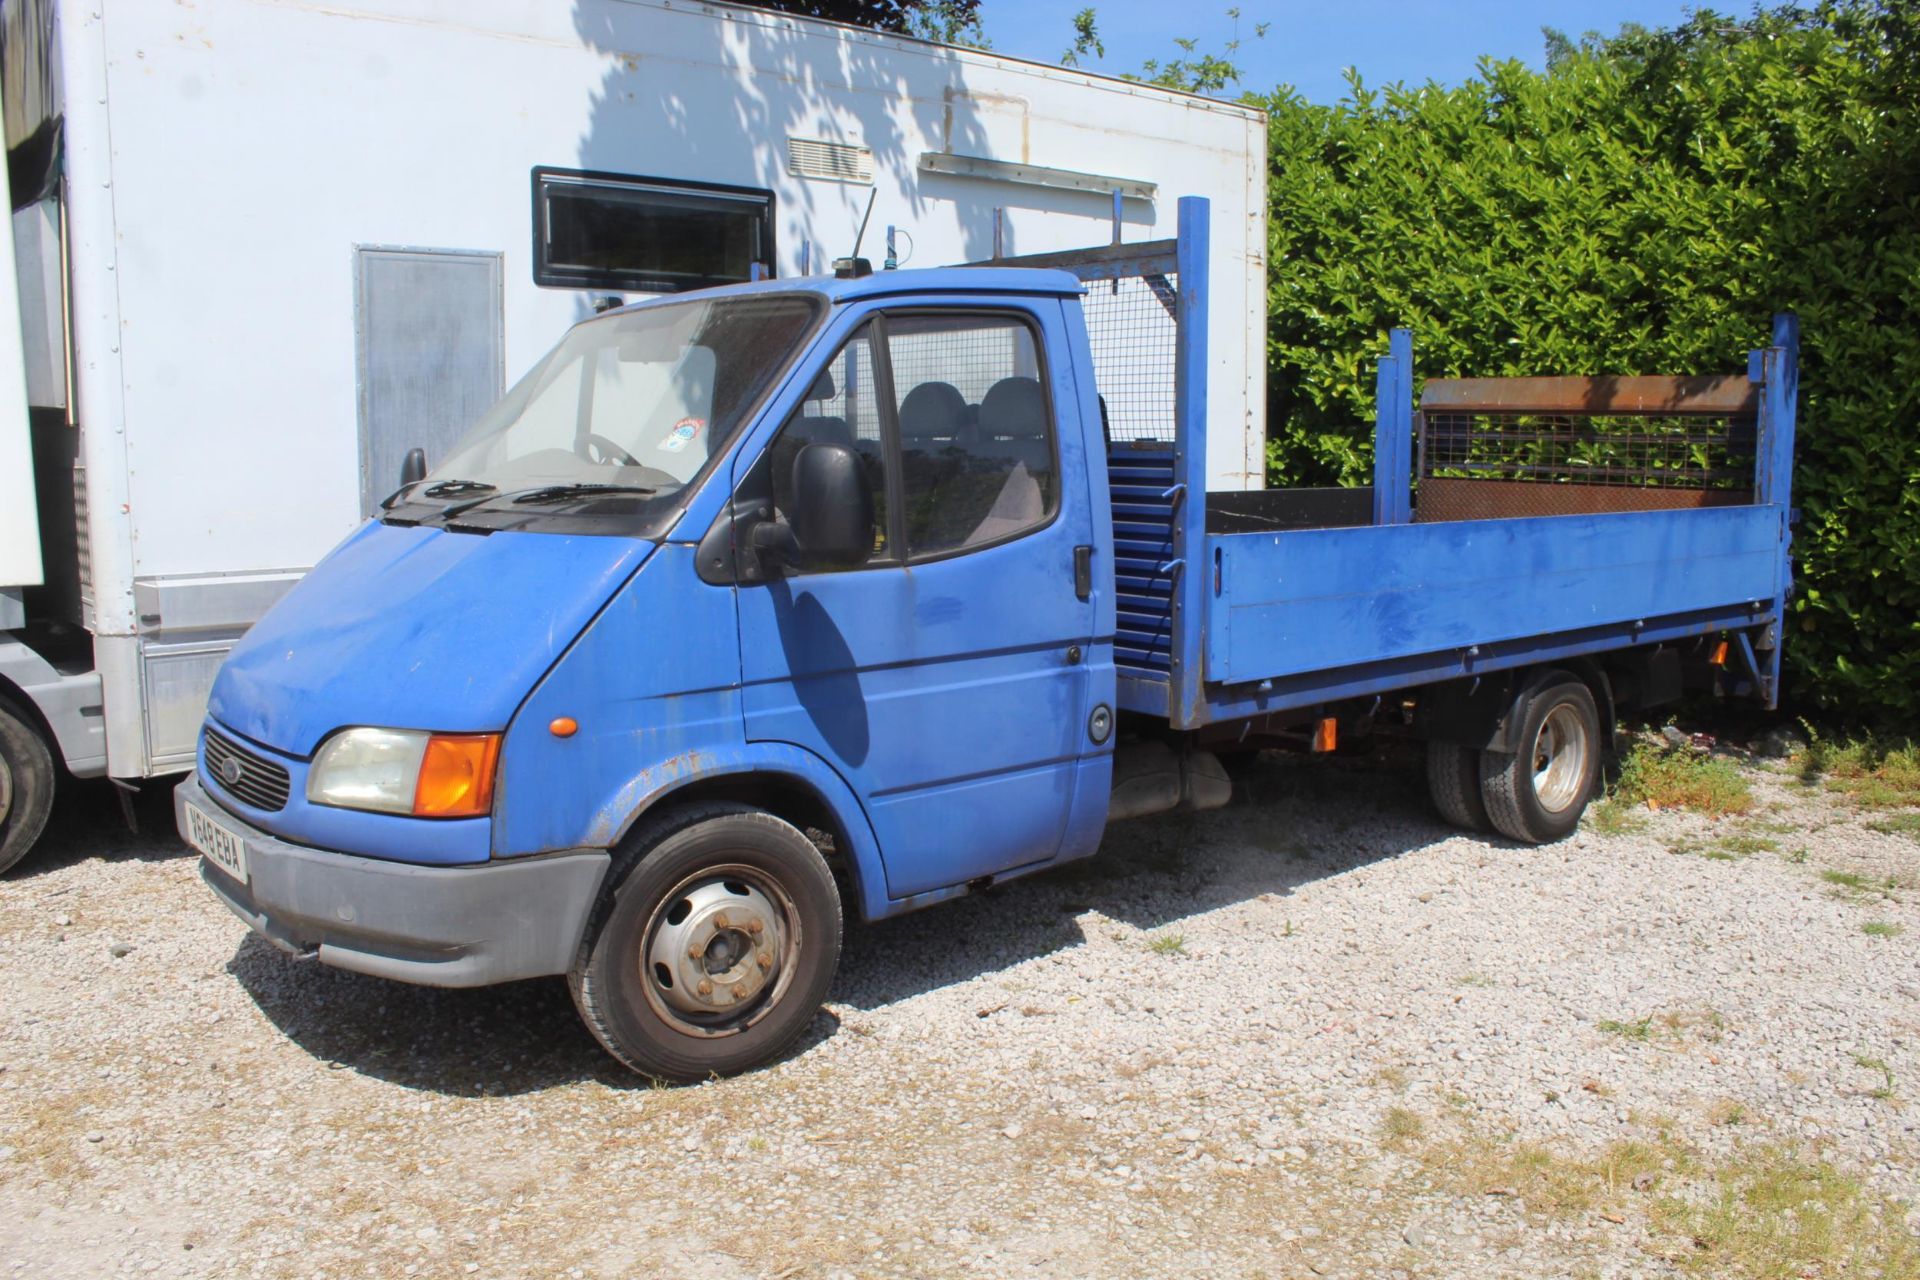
[1204, 504, 1787, 686]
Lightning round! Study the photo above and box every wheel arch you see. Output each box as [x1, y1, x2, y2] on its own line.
[597, 744, 891, 923]
[1418, 660, 1616, 754]
[0, 641, 67, 765]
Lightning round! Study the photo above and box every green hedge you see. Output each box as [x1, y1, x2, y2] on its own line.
[1257, 2, 1919, 725]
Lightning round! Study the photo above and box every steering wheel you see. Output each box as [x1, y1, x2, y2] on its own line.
[583, 433, 642, 468]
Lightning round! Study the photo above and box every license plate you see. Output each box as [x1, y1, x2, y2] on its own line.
[185, 800, 248, 884]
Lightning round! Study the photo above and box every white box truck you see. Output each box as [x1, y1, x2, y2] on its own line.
[0, 0, 1267, 871]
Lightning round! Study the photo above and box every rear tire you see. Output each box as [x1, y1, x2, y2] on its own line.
[0, 700, 55, 876]
[1478, 674, 1600, 844]
[569, 802, 842, 1082]
[1426, 741, 1491, 832]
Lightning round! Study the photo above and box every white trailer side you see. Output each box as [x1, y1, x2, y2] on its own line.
[0, 0, 1266, 864]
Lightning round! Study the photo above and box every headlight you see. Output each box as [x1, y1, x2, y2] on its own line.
[307, 727, 500, 818]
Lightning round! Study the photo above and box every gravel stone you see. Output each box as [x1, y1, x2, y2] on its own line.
[2, 752, 1914, 1279]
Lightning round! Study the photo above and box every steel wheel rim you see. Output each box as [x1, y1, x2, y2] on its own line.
[639, 863, 801, 1038]
[0, 751, 12, 829]
[1530, 704, 1590, 813]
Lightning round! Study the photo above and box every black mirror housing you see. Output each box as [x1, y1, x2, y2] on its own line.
[789, 442, 874, 569]
[399, 447, 427, 488]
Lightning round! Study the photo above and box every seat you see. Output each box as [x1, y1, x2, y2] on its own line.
[896, 381, 972, 546]
[977, 377, 1052, 475]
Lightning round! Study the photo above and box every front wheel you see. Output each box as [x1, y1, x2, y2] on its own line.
[0, 699, 56, 876]
[569, 802, 842, 1082]
[1478, 674, 1601, 844]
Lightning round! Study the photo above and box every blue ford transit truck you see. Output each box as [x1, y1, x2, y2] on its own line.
[177, 199, 1799, 1079]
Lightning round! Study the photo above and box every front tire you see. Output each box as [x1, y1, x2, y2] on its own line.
[569, 802, 842, 1082]
[1478, 673, 1600, 844]
[0, 699, 56, 876]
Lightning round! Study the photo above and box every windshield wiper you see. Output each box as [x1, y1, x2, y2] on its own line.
[509, 483, 658, 504]
[435, 482, 658, 519]
[379, 477, 495, 512]
[421, 479, 496, 498]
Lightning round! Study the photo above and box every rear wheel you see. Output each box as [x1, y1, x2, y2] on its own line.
[1426, 740, 1491, 832]
[1478, 674, 1600, 844]
[0, 700, 55, 876]
[569, 802, 842, 1082]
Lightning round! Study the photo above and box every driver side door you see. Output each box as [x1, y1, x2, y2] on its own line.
[731, 305, 1102, 900]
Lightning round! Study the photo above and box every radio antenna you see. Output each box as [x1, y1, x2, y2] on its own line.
[851, 188, 877, 259]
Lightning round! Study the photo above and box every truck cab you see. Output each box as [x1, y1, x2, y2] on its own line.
[179, 266, 1119, 1080]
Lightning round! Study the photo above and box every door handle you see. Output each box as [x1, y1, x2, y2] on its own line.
[1073, 545, 1093, 601]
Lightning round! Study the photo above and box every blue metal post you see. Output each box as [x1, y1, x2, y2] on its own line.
[749, 261, 766, 282]
[1111, 189, 1123, 245]
[1753, 311, 1799, 708]
[1170, 195, 1210, 728]
[1371, 328, 1414, 525]
[884, 225, 897, 270]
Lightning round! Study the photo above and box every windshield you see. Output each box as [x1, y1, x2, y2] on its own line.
[408, 293, 820, 527]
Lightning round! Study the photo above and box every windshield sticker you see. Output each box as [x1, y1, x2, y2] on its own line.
[658, 417, 706, 453]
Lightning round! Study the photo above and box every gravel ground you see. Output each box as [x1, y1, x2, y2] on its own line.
[2, 744, 1916, 1279]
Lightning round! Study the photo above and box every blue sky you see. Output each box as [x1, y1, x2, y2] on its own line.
[983, 1, 1704, 103]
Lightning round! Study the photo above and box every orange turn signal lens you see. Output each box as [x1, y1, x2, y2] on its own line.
[549, 716, 578, 738]
[1710, 640, 1729, 667]
[412, 733, 500, 818]
[1312, 717, 1338, 753]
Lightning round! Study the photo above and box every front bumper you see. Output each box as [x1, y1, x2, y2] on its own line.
[177, 775, 610, 988]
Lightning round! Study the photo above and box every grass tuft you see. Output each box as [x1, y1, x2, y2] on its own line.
[1146, 932, 1187, 957]
[1866, 811, 1920, 838]
[1608, 740, 1756, 818]
[1381, 1106, 1425, 1144]
[1860, 921, 1901, 938]
[1586, 796, 1647, 835]
[1649, 1143, 1920, 1278]
[1406, 1123, 1918, 1279]
[1800, 733, 1920, 810]
[1598, 1016, 1654, 1041]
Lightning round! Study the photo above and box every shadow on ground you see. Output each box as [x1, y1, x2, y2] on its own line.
[16, 774, 188, 879]
[38, 746, 1467, 1096]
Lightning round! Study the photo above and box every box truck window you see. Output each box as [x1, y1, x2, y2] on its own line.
[532, 167, 774, 294]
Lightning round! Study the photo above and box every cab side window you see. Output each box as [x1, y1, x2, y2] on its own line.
[765, 323, 889, 563]
[887, 315, 1057, 557]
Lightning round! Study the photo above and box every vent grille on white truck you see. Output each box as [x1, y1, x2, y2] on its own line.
[787, 137, 873, 184]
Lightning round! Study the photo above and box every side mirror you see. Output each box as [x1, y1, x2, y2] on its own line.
[399, 447, 427, 488]
[788, 442, 874, 569]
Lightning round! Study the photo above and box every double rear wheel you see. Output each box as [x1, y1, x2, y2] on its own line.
[1427, 673, 1601, 844]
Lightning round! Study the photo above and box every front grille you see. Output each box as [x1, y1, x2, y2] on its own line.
[203, 727, 291, 812]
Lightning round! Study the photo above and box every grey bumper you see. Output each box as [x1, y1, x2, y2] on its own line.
[176, 775, 610, 988]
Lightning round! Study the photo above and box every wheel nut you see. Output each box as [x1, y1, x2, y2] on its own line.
[688, 943, 703, 959]
[697, 979, 713, 996]
[747, 919, 763, 935]
[711, 912, 729, 929]
[757, 951, 772, 969]
[732, 983, 749, 999]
